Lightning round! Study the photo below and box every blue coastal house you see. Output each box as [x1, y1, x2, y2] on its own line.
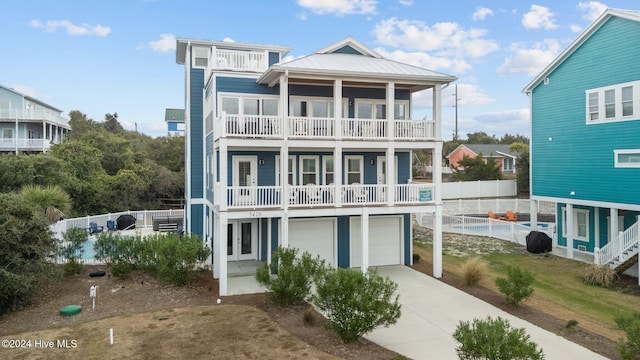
[524, 8, 639, 281]
[176, 36, 456, 294]
[0, 84, 70, 154]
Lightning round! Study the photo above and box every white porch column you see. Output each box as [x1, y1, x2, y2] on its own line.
[566, 204, 574, 259]
[281, 145, 289, 211]
[334, 79, 342, 139]
[361, 209, 369, 273]
[433, 204, 443, 278]
[219, 144, 228, 211]
[594, 207, 600, 250]
[280, 73, 289, 139]
[386, 149, 395, 206]
[267, 218, 272, 265]
[282, 213, 289, 248]
[610, 208, 619, 253]
[529, 199, 538, 230]
[432, 84, 442, 141]
[212, 146, 218, 209]
[386, 82, 395, 141]
[334, 145, 342, 207]
[218, 212, 228, 296]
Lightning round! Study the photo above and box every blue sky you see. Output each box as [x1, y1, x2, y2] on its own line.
[2, 0, 639, 139]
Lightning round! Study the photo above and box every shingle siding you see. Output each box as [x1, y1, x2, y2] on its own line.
[531, 16, 640, 205]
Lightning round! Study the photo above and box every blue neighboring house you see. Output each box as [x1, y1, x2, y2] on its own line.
[176, 36, 456, 294]
[524, 8, 640, 281]
[165, 108, 185, 137]
[0, 84, 70, 154]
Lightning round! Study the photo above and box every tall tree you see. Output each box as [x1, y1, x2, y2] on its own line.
[0, 193, 58, 313]
[465, 131, 497, 144]
[510, 143, 530, 194]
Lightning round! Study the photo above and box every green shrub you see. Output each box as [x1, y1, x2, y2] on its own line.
[59, 227, 87, 260]
[615, 312, 640, 360]
[111, 261, 132, 279]
[583, 265, 618, 288]
[63, 258, 83, 275]
[255, 246, 327, 306]
[453, 316, 544, 360]
[495, 266, 535, 306]
[313, 268, 401, 343]
[462, 257, 487, 286]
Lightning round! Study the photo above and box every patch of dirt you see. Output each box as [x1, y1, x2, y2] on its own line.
[0, 266, 399, 360]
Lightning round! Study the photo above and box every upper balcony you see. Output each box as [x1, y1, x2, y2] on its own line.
[213, 113, 436, 142]
[209, 49, 268, 73]
[0, 109, 70, 128]
[0, 138, 61, 153]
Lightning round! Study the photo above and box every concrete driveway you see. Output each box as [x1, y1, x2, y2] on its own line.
[365, 266, 607, 360]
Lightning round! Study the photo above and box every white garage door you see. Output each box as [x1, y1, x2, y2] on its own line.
[351, 216, 403, 267]
[288, 218, 336, 266]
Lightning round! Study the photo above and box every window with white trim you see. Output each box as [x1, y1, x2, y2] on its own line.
[275, 155, 296, 186]
[290, 97, 347, 118]
[355, 99, 409, 119]
[300, 156, 318, 185]
[220, 94, 279, 118]
[614, 149, 640, 168]
[586, 80, 640, 123]
[2, 128, 13, 140]
[344, 156, 363, 184]
[561, 208, 590, 242]
[192, 46, 209, 69]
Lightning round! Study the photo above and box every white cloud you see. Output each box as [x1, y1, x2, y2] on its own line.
[374, 47, 471, 74]
[30, 19, 111, 37]
[578, 1, 608, 21]
[297, 0, 377, 16]
[297, 12, 308, 20]
[522, 5, 558, 30]
[497, 39, 562, 76]
[222, 37, 235, 42]
[373, 18, 499, 58]
[412, 83, 494, 112]
[468, 108, 530, 137]
[570, 24, 584, 32]
[147, 34, 176, 53]
[398, 0, 413, 5]
[472, 6, 494, 21]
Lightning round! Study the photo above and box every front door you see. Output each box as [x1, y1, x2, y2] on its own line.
[227, 220, 257, 261]
[233, 156, 257, 205]
[377, 156, 398, 201]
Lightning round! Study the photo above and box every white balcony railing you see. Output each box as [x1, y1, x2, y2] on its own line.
[0, 138, 59, 152]
[0, 109, 69, 127]
[222, 183, 435, 209]
[211, 49, 267, 72]
[214, 113, 437, 141]
[595, 219, 639, 267]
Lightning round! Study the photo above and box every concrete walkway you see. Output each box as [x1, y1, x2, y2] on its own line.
[365, 266, 607, 360]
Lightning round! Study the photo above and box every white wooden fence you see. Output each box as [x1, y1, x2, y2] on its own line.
[441, 180, 517, 199]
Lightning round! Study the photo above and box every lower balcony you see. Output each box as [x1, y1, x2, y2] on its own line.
[0, 138, 58, 152]
[222, 183, 435, 210]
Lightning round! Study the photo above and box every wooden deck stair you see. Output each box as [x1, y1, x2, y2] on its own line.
[596, 219, 639, 272]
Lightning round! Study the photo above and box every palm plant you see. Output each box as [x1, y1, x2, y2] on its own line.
[20, 184, 71, 223]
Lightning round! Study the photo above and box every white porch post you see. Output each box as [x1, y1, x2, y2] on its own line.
[432, 84, 442, 141]
[334, 145, 342, 208]
[361, 209, 369, 273]
[218, 212, 228, 296]
[281, 145, 289, 211]
[386, 149, 395, 206]
[594, 207, 600, 250]
[529, 199, 538, 230]
[213, 212, 220, 278]
[611, 208, 620, 255]
[219, 144, 228, 211]
[386, 82, 394, 141]
[267, 218, 272, 265]
[334, 79, 342, 140]
[280, 74, 289, 140]
[566, 204, 574, 259]
[282, 213, 289, 248]
[433, 204, 443, 278]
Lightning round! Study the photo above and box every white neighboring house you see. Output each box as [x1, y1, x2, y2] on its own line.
[0, 84, 70, 154]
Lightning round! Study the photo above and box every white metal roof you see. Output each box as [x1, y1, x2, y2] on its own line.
[258, 52, 456, 87]
[523, 8, 640, 93]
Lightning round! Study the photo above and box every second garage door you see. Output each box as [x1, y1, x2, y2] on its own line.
[350, 215, 403, 268]
[288, 218, 337, 266]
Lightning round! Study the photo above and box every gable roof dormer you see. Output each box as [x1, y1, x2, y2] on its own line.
[314, 36, 382, 58]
